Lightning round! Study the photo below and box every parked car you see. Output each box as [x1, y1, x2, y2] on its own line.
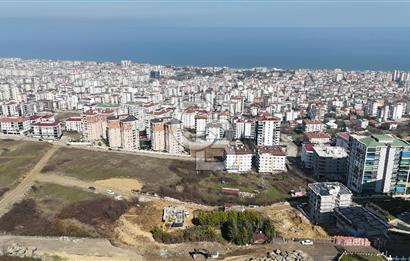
[300, 240, 314, 245]
[88, 186, 96, 191]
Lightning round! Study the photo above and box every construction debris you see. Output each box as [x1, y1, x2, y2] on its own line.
[247, 249, 313, 261]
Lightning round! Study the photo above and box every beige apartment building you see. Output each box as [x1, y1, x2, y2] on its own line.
[165, 118, 183, 154]
[107, 115, 139, 151]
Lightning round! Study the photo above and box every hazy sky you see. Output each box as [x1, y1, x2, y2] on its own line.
[0, 0, 409, 27]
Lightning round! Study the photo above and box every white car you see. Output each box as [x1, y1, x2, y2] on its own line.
[106, 189, 115, 195]
[300, 240, 314, 245]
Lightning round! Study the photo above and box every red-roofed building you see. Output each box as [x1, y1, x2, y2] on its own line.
[336, 132, 350, 149]
[0, 116, 31, 135]
[303, 131, 331, 144]
[31, 121, 62, 140]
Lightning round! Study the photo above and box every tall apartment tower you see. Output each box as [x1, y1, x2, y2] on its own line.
[107, 116, 122, 148]
[165, 118, 183, 154]
[347, 134, 410, 194]
[255, 113, 281, 146]
[120, 115, 140, 151]
[151, 118, 167, 152]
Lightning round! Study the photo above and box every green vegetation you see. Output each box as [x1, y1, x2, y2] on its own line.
[151, 225, 223, 244]
[30, 183, 103, 203]
[0, 140, 50, 190]
[152, 210, 275, 245]
[340, 254, 387, 261]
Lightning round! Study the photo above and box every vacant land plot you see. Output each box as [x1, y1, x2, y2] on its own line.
[0, 182, 112, 237]
[0, 140, 51, 191]
[41, 147, 195, 191]
[41, 146, 309, 205]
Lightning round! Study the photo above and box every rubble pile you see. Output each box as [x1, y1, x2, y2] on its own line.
[248, 249, 314, 261]
[0, 243, 39, 259]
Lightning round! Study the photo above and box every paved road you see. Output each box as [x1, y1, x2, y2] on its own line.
[0, 134, 195, 161]
[0, 145, 59, 218]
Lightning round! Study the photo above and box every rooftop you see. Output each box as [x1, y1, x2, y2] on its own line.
[257, 145, 286, 156]
[353, 134, 410, 148]
[308, 182, 352, 196]
[313, 146, 348, 158]
[225, 144, 252, 155]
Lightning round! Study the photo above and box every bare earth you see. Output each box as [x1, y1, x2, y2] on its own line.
[0, 145, 59, 218]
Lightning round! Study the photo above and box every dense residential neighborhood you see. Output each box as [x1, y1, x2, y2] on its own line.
[0, 58, 410, 260]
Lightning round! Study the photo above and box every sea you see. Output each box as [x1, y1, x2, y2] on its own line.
[1, 17, 410, 71]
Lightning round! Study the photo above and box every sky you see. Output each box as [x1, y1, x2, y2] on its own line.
[0, 0, 410, 27]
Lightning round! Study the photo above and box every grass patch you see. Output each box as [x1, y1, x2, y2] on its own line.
[30, 182, 103, 203]
[0, 140, 51, 190]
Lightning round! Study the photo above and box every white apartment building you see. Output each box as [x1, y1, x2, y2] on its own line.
[195, 113, 208, 137]
[233, 117, 255, 140]
[255, 145, 287, 173]
[205, 121, 223, 142]
[65, 117, 83, 132]
[0, 116, 31, 135]
[224, 144, 253, 173]
[31, 121, 62, 140]
[303, 119, 324, 132]
[308, 182, 352, 224]
[255, 113, 281, 146]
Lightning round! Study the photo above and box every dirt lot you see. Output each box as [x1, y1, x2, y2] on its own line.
[0, 140, 51, 192]
[41, 147, 194, 191]
[259, 203, 330, 240]
[0, 182, 126, 238]
[40, 146, 308, 206]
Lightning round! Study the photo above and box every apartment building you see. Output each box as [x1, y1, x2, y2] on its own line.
[165, 118, 183, 154]
[205, 121, 224, 142]
[301, 143, 315, 169]
[65, 117, 83, 132]
[195, 113, 208, 137]
[107, 116, 122, 148]
[313, 146, 348, 181]
[255, 113, 281, 146]
[304, 131, 331, 144]
[233, 117, 255, 140]
[81, 110, 106, 142]
[255, 145, 287, 173]
[303, 119, 324, 132]
[347, 134, 410, 194]
[120, 115, 140, 151]
[151, 118, 167, 151]
[31, 121, 62, 140]
[0, 116, 31, 135]
[308, 182, 352, 224]
[224, 143, 253, 173]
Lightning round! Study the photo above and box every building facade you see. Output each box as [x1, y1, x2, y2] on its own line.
[307, 182, 352, 224]
[347, 134, 410, 194]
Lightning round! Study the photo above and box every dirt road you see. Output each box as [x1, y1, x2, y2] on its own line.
[0, 235, 143, 261]
[0, 145, 59, 217]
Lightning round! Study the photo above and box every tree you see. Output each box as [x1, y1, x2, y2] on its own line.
[262, 219, 275, 240]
